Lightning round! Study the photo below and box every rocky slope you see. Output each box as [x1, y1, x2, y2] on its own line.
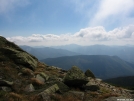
[0, 36, 133, 101]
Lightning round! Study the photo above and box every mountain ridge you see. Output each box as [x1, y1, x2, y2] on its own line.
[52, 44, 134, 63]
[104, 76, 134, 89]
[41, 55, 134, 79]
[20, 45, 80, 60]
[20, 44, 134, 64]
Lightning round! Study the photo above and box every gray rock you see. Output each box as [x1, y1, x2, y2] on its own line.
[39, 92, 51, 101]
[14, 51, 38, 70]
[63, 66, 88, 87]
[85, 69, 95, 78]
[39, 72, 49, 81]
[36, 74, 45, 83]
[24, 84, 35, 92]
[83, 77, 100, 91]
[18, 72, 23, 76]
[39, 84, 59, 101]
[84, 79, 100, 91]
[53, 81, 69, 93]
[95, 78, 102, 82]
[1, 47, 38, 70]
[44, 84, 59, 94]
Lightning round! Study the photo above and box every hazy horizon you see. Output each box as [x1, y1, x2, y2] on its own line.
[19, 43, 134, 48]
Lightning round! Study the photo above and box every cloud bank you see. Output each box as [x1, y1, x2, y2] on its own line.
[70, 0, 134, 29]
[7, 25, 134, 46]
[90, 0, 134, 28]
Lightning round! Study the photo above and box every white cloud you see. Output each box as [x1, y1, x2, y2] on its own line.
[68, 0, 134, 29]
[0, 0, 30, 14]
[7, 25, 134, 46]
[90, 0, 134, 27]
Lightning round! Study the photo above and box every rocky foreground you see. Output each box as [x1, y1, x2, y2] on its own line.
[0, 36, 133, 101]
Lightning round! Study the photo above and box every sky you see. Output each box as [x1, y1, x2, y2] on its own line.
[0, 0, 134, 46]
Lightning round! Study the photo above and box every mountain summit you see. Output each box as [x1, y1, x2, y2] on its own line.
[0, 36, 133, 100]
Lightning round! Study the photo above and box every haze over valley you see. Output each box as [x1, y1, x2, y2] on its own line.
[20, 44, 134, 79]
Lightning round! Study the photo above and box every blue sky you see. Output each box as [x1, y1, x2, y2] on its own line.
[0, 0, 134, 46]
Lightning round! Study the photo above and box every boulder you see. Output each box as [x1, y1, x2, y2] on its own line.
[85, 69, 95, 78]
[85, 79, 100, 91]
[39, 92, 51, 101]
[44, 84, 59, 94]
[39, 84, 59, 101]
[36, 74, 45, 83]
[0, 36, 38, 70]
[95, 78, 102, 82]
[43, 81, 69, 93]
[53, 81, 69, 93]
[63, 66, 88, 87]
[1, 47, 38, 70]
[39, 72, 49, 81]
[24, 84, 35, 92]
[85, 83, 100, 91]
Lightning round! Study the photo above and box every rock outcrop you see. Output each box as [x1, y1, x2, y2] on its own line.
[85, 69, 95, 78]
[24, 84, 35, 92]
[1, 47, 38, 70]
[38, 84, 59, 101]
[63, 66, 88, 87]
[0, 36, 38, 70]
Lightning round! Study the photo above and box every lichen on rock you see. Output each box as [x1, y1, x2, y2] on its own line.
[63, 66, 88, 87]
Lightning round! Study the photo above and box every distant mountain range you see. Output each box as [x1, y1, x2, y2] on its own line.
[20, 44, 134, 63]
[20, 45, 80, 60]
[52, 44, 134, 63]
[41, 55, 134, 79]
